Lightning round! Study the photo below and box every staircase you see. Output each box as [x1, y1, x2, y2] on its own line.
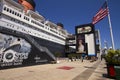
[23, 34, 56, 61]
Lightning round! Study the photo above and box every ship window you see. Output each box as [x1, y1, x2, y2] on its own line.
[15, 12, 17, 15]
[10, 9, 12, 13]
[45, 24, 48, 26]
[24, 16, 29, 21]
[17, 13, 19, 16]
[24, 16, 26, 20]
[17, 13, 21, 18]
[4, 7, 6, 10]
[19, 14, 21, 17]
[12, 11, 14, 14]
[7, 8, 9, 12]
[9, 9, 12, 13]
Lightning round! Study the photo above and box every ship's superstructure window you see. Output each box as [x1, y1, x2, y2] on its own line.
[12, 11, 14, 14]
[9, 9, 12, 13]
[31, 20, 44, 28]
[7, 23, 14, 28]
[17, 13, 20, 17]
[19, 14, 21, 17]
[45, 24, 48, 26]
[6, 8, 9, 12]
[24, 16, 29, 21]
[48, 28, 49, 30]
[4, 6, 22, 18]
[4, 7, 6, 10]
[14, 11, 17, 15]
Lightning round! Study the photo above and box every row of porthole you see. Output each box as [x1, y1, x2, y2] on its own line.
[6, 23, 57, 42]
[3, 7, 64, 43]
[24, 16, 29, 21]
[9, 17, 57, 40]
[4, 6, 29, 22]
[4, 7, 21, 17]
[7, 17, 65, 43]
[3, 7, 64, 39]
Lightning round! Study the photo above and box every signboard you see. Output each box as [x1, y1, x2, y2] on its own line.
[75, 23, 96, 56]
[77, 26, 92, 34]
[85, 34, 95, 56]
[0, 32, 49, 68]
[76, 34, 86, 54]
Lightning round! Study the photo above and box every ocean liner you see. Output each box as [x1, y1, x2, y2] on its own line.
[0, 0, 71, 67]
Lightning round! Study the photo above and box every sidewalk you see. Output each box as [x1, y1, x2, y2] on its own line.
[88, 59, 115, 80]
[0, 58, 115, 80]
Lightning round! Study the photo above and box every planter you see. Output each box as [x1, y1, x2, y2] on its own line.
[114, 66, 120, 80]
[105, 49, 120, 79]
[106, 64, 116, 78]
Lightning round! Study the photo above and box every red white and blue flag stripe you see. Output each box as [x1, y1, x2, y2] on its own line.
[92, 1, 109, 24]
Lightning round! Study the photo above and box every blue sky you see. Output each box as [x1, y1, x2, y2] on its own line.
[34, 0, 120, 49]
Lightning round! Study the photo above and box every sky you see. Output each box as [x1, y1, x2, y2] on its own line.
[34, 0, 120, 49]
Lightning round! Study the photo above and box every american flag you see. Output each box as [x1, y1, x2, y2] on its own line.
[92, 1, 109, 24]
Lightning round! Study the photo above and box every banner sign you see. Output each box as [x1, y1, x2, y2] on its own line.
[0, 32, 48, 68]
[75, 23, 96, 56]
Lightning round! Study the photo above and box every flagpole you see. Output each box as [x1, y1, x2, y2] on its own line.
[106, 1, 115, 50]
[98, 30, 102, 57]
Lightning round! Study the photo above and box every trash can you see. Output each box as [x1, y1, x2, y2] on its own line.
[106, 64, 115, 78]
[114, 66, 120, 80]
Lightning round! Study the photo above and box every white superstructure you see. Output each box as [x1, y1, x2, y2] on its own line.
[0, 0, 69, 45]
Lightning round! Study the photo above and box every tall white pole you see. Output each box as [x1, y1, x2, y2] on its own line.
[107, 7, 115, 50]
[98, 30, 102, 59]
[98, 30, 102, 55]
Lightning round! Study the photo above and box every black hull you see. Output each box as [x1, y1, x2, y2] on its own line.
[0, 26, 65, 69]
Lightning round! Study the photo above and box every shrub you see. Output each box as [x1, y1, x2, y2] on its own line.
[105, 49, 120, 65]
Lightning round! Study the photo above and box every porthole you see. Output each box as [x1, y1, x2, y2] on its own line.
[7, 8, 9, 12]
[9, 9, 12, 13]
[15, 12, 17, 15]
[12, 11, 14, 14]
[4, 7, 6, 10]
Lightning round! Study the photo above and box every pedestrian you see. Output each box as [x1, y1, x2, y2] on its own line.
[81, 53, 86, 62]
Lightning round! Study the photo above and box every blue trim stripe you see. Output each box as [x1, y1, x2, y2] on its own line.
[88, 53, 96, 56]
